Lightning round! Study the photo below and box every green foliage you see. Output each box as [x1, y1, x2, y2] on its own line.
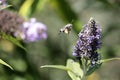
[66, 59, 83, 80]
[36, 0, 48, 12]
[101, 58, 120, 63]
[0, 59, 13, 70]
[19, 0, 48, 19]
[0, 0, 120, 80]
[19, 0, 34, 18]
[86, 63, 102, 76]
[86, 58, 120, 76]
[0, 32, 27, 51]
[41, 59, 83, 80]
[50, 0, 82, 33]
[41, 65, 70, 71]
[0, 5, 12, 11]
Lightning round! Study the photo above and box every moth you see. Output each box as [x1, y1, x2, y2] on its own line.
[59, 23, 73, 34]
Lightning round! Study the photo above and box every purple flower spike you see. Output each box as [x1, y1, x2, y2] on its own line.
[15, 18, 47, 42]
[73, 18, 102, 64]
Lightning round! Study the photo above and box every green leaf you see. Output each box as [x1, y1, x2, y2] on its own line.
[36, 0, 48, 12]
[41, 65, 70, 71]
[0, 5, 12, 11]
[0, 59, 13, 70]
[66, 59, 83, 80]
[86, 63, 102, 76]
[19, 0, 34, 18]
[41, 59, 83, 80]
[86, 58, 120, 76]
[1, 33, 27, 51]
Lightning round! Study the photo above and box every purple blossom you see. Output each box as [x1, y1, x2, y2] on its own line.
[0, 0, 7, 7]
[73, 18, 102, 64]
[14, 18, 47, 42]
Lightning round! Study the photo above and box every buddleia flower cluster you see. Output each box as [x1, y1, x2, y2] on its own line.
[0, 0, 7, 6]
[0, 10, 47, 42]
[0, 10, 24, 35]
[73, 18, 102, 67]
[14, 18, 47, 42]
[0, 0, 9, 10]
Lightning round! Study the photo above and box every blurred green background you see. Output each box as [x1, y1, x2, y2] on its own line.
[0, 0, 120, 80]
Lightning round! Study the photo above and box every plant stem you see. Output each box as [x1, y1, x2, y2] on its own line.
[81, 59, 87, 80]
[101, 58, 120, 63]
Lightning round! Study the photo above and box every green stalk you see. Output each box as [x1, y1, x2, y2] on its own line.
[101, 58, 120, 63]
[81, 59, 87, 80]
